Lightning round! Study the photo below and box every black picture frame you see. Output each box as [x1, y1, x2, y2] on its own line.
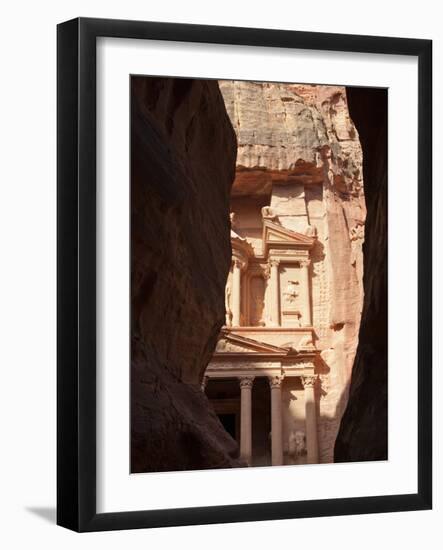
[57, 17, 432, 532]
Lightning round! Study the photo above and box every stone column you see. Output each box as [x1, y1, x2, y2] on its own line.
[232, 259, 242, 326]
[269, 375, 284, 466]
[239, 376, 254, 465]
[299, 259, 312, 326]
[269, 258, 280, 327]
[302, 374, 319, 464]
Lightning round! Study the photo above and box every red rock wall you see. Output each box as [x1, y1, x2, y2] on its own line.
[131, 77, 242, 472]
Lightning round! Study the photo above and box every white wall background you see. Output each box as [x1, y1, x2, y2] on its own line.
[0, 0, 440, 547]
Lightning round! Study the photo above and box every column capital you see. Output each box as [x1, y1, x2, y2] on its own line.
[268, 375, 284, 389]
[301, 374, 317, 388]
[299, 258, 311, 268]
[239, 376, 255, 389]
[233, 258, 243, 270]
[269, 258, 280, 268]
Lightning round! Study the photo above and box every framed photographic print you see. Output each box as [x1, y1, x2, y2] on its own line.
[57, 17, 432, 531]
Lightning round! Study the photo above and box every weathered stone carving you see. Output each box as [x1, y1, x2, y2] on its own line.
[304, 224, 318, 238]
[299, 259, 311, 268]
[239, 376, 255, 389]
[268, 375, 284, 389]
[230, 211, 248, 242]
[225, 279, 232, 326]
[301, 375, 317, 388]
[261, 205, 277, 221]
[283, 279, 299, 305]
[298, 334, 315, 350]
[349, 223, 365, 242]
[288, 430, 307, 457]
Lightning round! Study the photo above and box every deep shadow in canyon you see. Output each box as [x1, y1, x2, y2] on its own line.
[334, 87, 388, 462]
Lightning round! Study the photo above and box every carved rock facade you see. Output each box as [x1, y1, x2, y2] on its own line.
[204, 81, 366, 465]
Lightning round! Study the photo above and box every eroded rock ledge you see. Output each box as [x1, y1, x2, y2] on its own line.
[131, 77, 242, 472]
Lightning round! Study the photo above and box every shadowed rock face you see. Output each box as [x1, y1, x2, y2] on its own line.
[131, 77, 242, 472]
[334, 88, 388, 462]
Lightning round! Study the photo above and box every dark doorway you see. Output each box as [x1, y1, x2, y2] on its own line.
[218, 413, 237, 440]
[251, 377, 271, 466]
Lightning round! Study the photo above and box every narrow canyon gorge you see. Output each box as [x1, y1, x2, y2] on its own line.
[131, 76, 387, 472]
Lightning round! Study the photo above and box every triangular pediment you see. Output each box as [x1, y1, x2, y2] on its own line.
[263, 220, 315, 248]
[215, 331, 290, 355]
[267, 230, 297, 243]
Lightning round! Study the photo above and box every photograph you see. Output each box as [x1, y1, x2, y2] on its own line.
[130, 76, 388, 473]
[0, 1, 436, 544]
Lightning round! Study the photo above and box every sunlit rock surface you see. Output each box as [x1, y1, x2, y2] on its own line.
[219, 81, 366, 462]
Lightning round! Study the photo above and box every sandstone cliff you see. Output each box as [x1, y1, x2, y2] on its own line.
[131, 77, 241, 472]
[219, 81, 366, 462]
[334, 88, 388, 462]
